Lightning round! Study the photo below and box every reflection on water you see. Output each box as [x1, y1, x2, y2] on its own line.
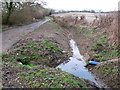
[57, 39, 99, 86]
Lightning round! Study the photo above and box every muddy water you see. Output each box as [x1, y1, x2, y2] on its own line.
[57, 39, 101, 87]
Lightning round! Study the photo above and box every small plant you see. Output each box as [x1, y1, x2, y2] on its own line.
[27, 43, 39, 48]
[17, 56, 30, 65]
[1, 53, 8, 58]
[34, 83, 40, 87]
[97, 57, 106, 61]
[84, 62, 89, 67]
[112, 50, 120, 57]
[96, 53, 105, 57]
[43, 40, 62, 53]
[80, 25, 87, 30]
[102, 50, 109, 54]
[32, 55, 39, 59]
[96, 42, 102, 46]
[91, 46, 98, 51]
[56, 67, 61, 71]
[92, 26, 98, 30]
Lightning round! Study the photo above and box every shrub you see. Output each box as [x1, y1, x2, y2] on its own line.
[2, 2, 52, 26]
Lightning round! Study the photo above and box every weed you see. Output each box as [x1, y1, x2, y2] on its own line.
[18, 64, 41, 70]
[34, 83, 40, 87]
[97, 53, 105, 57]
[109, 54, 113, 58]
[27, 43, 39, 48]
[97, 57, 106, 61]
[28, 70, 36, 74]
[91, 46, 98, 51]
[103, 68, 111, 72]
[80, 25, 87, 30]
[112, 50, 120, 57]
[92, 26, 98, 30]
[56, 67, 61, 71]
[32, 55, 39, 59]
[18, 56, 30, 64]
[102, 50, 109, 54]
[17, 66, 87, 88]
[43, 40, 62, 53]
[96, 43, 102, 46]
[1, 53, 8, 58]
[85, 62, 89, 67]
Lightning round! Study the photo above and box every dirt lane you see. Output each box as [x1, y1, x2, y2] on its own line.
[1, 19, 49, 53]
[0, 19, 49, 88]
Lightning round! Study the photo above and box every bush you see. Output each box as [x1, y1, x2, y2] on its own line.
[8, 8, 33, 25]
[2, 2, 52, 25]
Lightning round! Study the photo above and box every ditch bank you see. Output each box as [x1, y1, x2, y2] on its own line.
[2, 20, 119, 88]
[2, 22, 99, 88]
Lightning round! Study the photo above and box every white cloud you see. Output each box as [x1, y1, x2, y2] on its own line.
[44, 0, 119, 11]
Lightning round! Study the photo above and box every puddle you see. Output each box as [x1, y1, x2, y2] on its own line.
[57, 39, 101, 87]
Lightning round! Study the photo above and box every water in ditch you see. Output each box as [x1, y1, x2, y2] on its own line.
[57, 39, 101, 87]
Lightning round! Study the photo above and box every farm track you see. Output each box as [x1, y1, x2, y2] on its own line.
[1, 19, 49, 53]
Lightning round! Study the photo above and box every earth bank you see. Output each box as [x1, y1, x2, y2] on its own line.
[2, 22, 99, 88]
[52, 14, 119, 88]
[2, 13, 119, 88]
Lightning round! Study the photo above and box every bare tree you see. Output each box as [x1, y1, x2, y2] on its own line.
[2, 0, 49, 25]
[2, 0, 23, 24]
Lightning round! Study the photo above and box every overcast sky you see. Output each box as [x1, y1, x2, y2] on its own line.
[44, 0, 119, 11]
